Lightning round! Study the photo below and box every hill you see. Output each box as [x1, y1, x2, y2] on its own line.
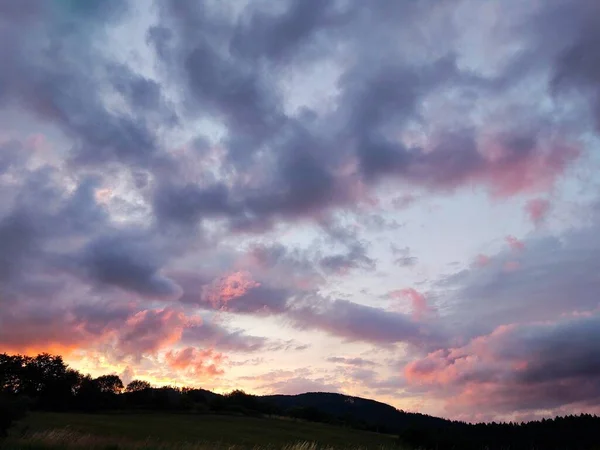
[262, 392, 449, 434]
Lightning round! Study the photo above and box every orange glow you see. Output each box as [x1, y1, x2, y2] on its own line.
[165, 347, 225, 377]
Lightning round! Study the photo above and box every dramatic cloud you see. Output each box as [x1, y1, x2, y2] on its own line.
[405, 313, 600, 419]
[74, 232, 181, 299]
[142, 0, 583, 233]
[2, 0, 600, 421]
[115, 308, 191, 358]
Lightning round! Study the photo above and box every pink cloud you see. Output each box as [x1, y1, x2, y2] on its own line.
[479, 137, 579, 198]
[403, 314, 600, 420]
[410, 131, 580, 199]
[164, 347, 225, 377]
[505, 235, 525, 251]
[203, 271, 261, 309]
[474, 254, 491, 267]
[389, 288, 434, 320]
[525, 198, 551, 225]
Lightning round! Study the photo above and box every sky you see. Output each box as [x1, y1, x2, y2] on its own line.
[1, 0, 600, 423]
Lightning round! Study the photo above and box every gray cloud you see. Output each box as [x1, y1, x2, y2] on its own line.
[319, 243, 376, 275]
[73, 232, 181, 299]
[326, 356, 377, 367]
[438, 221, 600, 338]
[147, 0, 582, 232]
[183, 320, 305, 354]
[289, 297, 433, 347]
[0, 0, 175, 170]
[391, 245, 418, 267]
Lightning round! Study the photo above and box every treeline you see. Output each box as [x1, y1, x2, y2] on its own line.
[398, 415, 600, 450]
[0, 353, 380, 434]
[2, 353, 600, 449]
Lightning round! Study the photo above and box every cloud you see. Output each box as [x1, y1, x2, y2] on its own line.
[389, 288, 435, 320]
[392, 194, 417, 210]
[0, 0, 170, 169]
[408, 205, 600, 419]
[201, 274, 290, 314]
[202, 271, 262, 308]
[164, 347, 225, 377]
[405, 312, 600, 419]
[115, 308, 193, 359]
[544, 0, 600, 131]
[289, 297, 435, 347]
[525, 198, 551, 225]
[244, 243, 325, 290]
[0, 293, 136, 356]
[1, 0, 600, 422]
[474, 254, 491, 267]
[73, 232, 181, 299]
[439, 219, 600, 339]
[145, 0, 583, 233]
[182, 320, 270, 353]
[0, 302, 99, 355]
[319, 243, 376, 275]
[390, 245, 418, 267]
[326, 356, 377, 367]
[505, 235, 526, 251]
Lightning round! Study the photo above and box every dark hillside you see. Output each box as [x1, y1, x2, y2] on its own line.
[262, 392, 450, 433]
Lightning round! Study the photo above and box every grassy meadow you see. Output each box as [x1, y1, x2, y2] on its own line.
[3, 412, 401, 450]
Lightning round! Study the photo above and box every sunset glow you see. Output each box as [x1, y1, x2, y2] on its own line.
[1, 0, 600, 423]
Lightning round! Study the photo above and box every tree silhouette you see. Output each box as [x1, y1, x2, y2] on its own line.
[95, 375, 124, 394]
[125, 379, 152, 393]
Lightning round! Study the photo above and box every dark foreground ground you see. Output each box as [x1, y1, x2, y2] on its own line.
[4, 411, 400, 449]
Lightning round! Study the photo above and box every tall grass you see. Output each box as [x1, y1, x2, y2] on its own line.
[2, 428, 406, 450]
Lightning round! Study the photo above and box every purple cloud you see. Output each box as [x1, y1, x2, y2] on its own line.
[1, 0, 600, 422]
[289, 297, 435, 347]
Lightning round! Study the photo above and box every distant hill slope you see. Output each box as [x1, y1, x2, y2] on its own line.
[261, 392, 450, 434]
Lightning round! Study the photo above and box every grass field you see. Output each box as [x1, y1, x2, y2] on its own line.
[4, 412, 401, 450]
